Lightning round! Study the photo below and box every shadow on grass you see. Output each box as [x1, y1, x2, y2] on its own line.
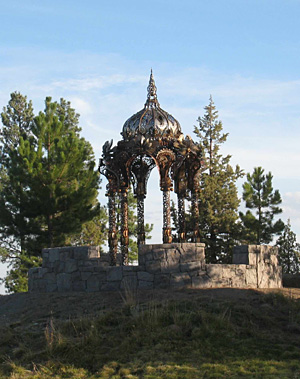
[1, 288, 300, 378]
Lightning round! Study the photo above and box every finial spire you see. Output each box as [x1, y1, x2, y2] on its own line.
[145, 69, 160, 108]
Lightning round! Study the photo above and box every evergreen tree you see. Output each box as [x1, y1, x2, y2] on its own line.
[193, 96, 243, 263]
[0, 95, 102, 292]
[240, 166, 284, 244]
[0, 92, 35, 254]
[22, 97, 100, 248]
[276, 220, 300, 274]
[0, 91, 34, 158]
[68, 206, 108, 248]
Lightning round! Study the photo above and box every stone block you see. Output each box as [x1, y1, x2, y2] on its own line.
[87, 275, 100, 292]
[210, 278, 231, 287]
[180, 261, 202, 273]
[94, 272, 107, 282]
[49, 249, 60, 263]
[138, 280, 153, 289]
[146, 260, 161, 273]
[42, 249, 50, 259]
[161, 260, 180, 273]
[222, 266, 237, 279]
[101, 281, 120, 291]
[154, 273, 170, 288]
[170, 272, 191, 287]
[38, 268, 48, 279]
[137, 271, 154, 281]
[36, 279, 47, 292]
[206, 264, 223, 278]
[180, 251, 197, 263]
[152, 249, 165, 260]
[71, 271, 81, 281]
[121, 275, 138, 290]
[192, 274, 212, 288]
[145, 252, 154, 261]
[248, 245, 261, 265]
[57, 273, 72, 292]
[79, 266, 95, 272]
[44, 272, 56, 282]
[107, 267, 123, 281]
[245, 267, 257, 287]
[138, 255, 146, 265]
[59, 250, 69, 261]
[166, 249, 181, 264]
[72, 280, 86, 291]
[94, 266, 109, 272]
[28, 267, 39, 277]
[65, 259, 78, 273]
[46, 282, 58, 292]
[81, 271, 93, 281]
[233, 245, 249, 264]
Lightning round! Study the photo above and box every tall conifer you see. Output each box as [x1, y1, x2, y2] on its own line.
[0, 94, 101, 291]
[240, 166, 284, 244]
[193, 97, 243, 263]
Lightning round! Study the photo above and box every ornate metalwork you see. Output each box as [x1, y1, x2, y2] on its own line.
[99, 71, 204, 265]
[191, 193, 201, 243]
[162, 190, 172, 243]
[137, 195, 145, 245]
[120, 189, 129, 265]
[122, 71, 182, 141]
[177, 195, 186, 242]
[108, 194, 118, 265]
[130, 155, 156, 245]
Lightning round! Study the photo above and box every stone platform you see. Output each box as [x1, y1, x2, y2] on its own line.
[28, 243, 282, 292]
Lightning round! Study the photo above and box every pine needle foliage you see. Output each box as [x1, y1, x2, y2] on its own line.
[276, 219, 300, 274]
[193, 96, 243, 263]
[0, 94, 102, 292]
[240, 166, 284, 245]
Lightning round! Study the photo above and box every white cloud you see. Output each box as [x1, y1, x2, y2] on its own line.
[1, 48, 300, 242]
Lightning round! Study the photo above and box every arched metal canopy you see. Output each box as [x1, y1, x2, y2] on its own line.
[99, 71, 203, 265]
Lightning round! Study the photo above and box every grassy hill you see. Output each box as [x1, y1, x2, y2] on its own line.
[1, 287, 300, 378]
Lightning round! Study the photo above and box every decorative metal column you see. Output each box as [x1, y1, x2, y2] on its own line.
[177, 195, 186, 242]
[131, 155, 155, 246]
[191, 192, 201, 242]
[162, 188, 172, 243]
[137, 194, 145, 245]
[120, 188, 129, 265]
[157, 150, 175, 244]
[108, 192, 118, 265]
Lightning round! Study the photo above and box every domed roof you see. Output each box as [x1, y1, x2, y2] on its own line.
[122, 71, 182, 141]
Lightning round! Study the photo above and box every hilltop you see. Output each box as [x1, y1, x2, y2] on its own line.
[1, 287, 300, 378]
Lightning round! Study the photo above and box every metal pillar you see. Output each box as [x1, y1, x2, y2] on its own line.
[137, 194, 145, 245]
[120, 189, 129, 265]
[191, 192, 201, 242]
[162, 189, 172, 243]
[177, 195, 186, 242]
[108, 193, 118, 265]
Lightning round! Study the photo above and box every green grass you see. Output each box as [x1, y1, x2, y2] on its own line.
[1, 291, 300, 378]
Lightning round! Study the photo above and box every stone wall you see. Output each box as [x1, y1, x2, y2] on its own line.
[28, 243, 282, 292]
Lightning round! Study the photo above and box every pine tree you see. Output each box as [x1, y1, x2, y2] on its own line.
[0, 95, 102, 292]
[276, 220, 300, 274]
[240, 166, 284, 244]
[23, 97, 100, 248]
[68, 206, 108, 248]
[0, 92, 35, 254]
[193, 96, 243, 263]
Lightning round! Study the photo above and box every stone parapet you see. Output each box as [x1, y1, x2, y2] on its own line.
[28, 244, 282, 292]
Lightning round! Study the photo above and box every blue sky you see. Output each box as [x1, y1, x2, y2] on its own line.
[1, 0, 300, 293]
